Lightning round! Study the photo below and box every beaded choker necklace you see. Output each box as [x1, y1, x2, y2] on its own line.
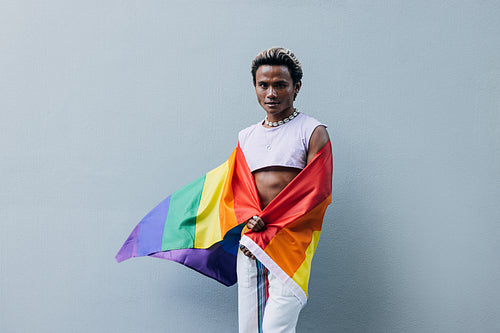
[264, 109, 299, 127]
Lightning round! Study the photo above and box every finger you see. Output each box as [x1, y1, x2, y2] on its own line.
[256, 218, 266, 230]
[252, 218, 265, 231]
[252, 224, 262, 232]
[240, 245, 255, 259]
[249, 216, 259, 228]
[245, 250, 255, 259]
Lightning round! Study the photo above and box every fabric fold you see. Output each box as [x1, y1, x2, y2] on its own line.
[116, 140, 333, 304]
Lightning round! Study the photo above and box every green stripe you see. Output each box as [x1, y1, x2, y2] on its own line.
[161, 175, 206, 251]
[256, 260, 266, 333]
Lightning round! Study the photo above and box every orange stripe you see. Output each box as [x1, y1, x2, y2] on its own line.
[263, 194, 331, 277]
[218, 149, 240, 235]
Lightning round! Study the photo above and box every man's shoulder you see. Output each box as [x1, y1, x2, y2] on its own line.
[294, 113, 327, 132]
[238, 121, 261, 141]
[239, 121, 260, 133]
[297, 112, 324, 125]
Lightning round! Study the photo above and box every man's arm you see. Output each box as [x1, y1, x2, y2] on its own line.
[306, 125, 330, 164]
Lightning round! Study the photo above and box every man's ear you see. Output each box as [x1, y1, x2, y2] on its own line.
[294, 81, 302, 100]
[294, 81, 302, 94]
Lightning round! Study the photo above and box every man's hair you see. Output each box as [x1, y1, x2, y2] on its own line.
[251, 47, 303, 86]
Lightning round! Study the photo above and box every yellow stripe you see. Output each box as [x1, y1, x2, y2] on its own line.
[194, 161, 229, 248]
[291, 230, 322, 298]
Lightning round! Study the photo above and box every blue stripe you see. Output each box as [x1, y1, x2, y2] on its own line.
[256, 260, 268, 333]
[137, 196, 171, 256]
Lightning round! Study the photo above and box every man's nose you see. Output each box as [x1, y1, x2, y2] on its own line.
[266, 87, 277, 98]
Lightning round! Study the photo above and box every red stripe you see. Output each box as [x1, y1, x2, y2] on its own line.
[243, 141, 333, 249]
[231, 144, 262, 223]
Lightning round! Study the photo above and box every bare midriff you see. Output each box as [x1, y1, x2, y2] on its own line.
[253, 166, 301, 209]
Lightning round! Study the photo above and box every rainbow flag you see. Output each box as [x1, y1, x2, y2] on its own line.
[116, 141, 333, 306]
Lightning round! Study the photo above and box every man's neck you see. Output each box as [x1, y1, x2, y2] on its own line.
[266, 107, 295, 123]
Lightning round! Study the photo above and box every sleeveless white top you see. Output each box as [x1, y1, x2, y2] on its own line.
[238, 113, 326, 172]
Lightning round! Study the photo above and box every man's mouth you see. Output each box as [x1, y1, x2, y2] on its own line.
[265, 102, 279, 106]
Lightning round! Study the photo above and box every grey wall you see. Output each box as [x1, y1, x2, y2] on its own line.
[1, 1, 499, 332]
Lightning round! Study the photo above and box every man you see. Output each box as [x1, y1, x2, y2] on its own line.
[237, 47, 330, 332]
[116, 47, 332, 333]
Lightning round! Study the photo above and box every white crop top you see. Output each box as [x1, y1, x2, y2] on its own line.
[238, 112, 326, 172]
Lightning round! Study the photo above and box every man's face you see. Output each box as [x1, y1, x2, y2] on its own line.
[254, 65, 301, 119]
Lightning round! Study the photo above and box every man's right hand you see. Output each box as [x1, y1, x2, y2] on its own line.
[246, 216, 266, 232]
[240, 216, 266, 259]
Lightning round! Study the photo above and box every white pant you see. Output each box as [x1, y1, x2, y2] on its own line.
[237, 248, 302, 333]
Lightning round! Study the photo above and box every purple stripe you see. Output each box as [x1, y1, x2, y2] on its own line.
[137, 196, 171, 256]
[115, 224, 140, 263]
[150, 242, 237, 286]
[256, 260, 268, 332]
